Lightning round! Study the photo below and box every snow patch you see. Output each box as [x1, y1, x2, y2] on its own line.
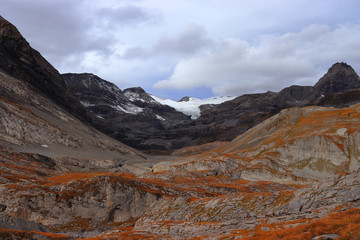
[80, 101, 95, 107]
[151, 95, 236, 119]
[113, 104, 143, 114]
[156, 115, 166, 121]
[81, 79, 90, 88]
[124, 92, 145, 103]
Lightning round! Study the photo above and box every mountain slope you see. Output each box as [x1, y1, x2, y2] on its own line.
[217, 104, 360, 178]
[0, 15, 87, 121]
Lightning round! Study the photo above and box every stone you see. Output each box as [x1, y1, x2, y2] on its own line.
[312, 234, 340, 240]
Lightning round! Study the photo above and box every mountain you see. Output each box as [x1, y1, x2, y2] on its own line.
[62, 73, 193, 150]
[62, 63, 360, 151]
[193, 62, 360, 144]
[63, 73, 237, 150]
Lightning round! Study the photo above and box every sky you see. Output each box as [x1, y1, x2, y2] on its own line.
[1, 0, 360, 100]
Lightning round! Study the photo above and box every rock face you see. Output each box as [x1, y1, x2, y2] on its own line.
[0, 16, 87, 121]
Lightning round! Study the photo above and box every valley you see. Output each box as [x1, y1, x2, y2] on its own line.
[1, 15, 360, 240]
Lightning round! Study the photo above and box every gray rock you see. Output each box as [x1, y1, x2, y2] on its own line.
[312, 234, 339, 240]
[0, 213, 49, 232]
[0, 204, 6, 212]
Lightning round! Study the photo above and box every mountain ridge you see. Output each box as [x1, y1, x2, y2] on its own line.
[62, 62, 360, 151]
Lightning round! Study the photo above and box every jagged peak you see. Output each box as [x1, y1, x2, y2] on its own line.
[179, 96, 192, 102]
[62, 73, 120, 91]
[314, 62, 360, 94]
[62, 72, 102, 80]
[327, 62, 356, 75]
[124, 86, 146, 94]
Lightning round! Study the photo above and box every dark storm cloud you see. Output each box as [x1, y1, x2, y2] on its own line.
[123, 24, 214, 59]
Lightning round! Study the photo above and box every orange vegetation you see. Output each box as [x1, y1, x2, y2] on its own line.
[0, 227, 72, 239]
[82, 227, 169, 240]
[45, 172, 114, 185]
[239, 208, 360, 240]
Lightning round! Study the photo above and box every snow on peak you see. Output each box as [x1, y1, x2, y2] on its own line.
[124, 91, 156, 103]
[150, 95, 236, 119]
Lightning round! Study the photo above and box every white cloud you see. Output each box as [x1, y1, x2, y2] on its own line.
[123, 24, 214, 59]
[154, 24, 360, 96]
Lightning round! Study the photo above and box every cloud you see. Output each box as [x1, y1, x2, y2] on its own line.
[97, 4, 156, 26]
[0, 0, 158, 73]
[154, 24, 360, 96]
[123, 24, 214, 59]
[1, 0, 360, 100]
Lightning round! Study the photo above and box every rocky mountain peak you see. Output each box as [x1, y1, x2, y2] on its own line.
[314, 62, 360, 94]
[327, 62, 356, 75]
[179, 96, 191, 102]
[63, 72, 121, 93]
[124, 86, 146, 94]
[0, 15, 30, 51]
[123, 87, 156, 103]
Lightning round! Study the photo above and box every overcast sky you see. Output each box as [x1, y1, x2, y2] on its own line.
[1, 0, 360, 100]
